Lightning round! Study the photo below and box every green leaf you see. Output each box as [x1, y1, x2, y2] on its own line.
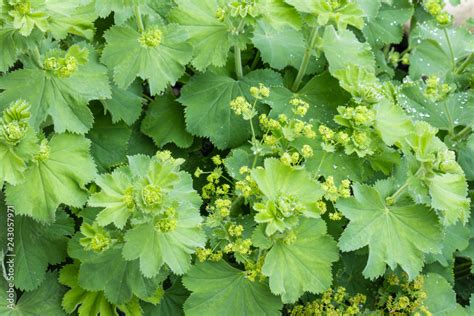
[142, 280, 189, 316]
[423, 273, 461, 315]
[59, 263, 141, 316]
[362, 0, 413, 48]
[429, 173, 471, 225]
[101, 24, 191, 95]
[0, 129, 38, 186]
[170, 0, 245, 70]
[122, 215, 205, 276]
[141, 93, 194, 148]
[0, 211, 73, 291]
[180, 69, 282, 149]
[0, 45, 111, 133]
[87, 111, 131, 172]
[251, 158, 324, 234]
[409, 23, 474, 79]
[458, 134, 474, 181]
[322, 26, 375, 77]
[182, 261, 282, 316]
[265, 71, 350, 125]
[374, 99, 414, 146]
[285, 0, 365, 29]
[262, 218, 339, 303]
[76, 246, 165, 305]
[399, 85, 474, 132]
[427, 222, 470, 266]
[101, 81, 143, 125]
[337, 181, 442, 279]
[5, 134, 97, 223]
[0, 28, 37, 72]
[256, 0, 302, 30]
[88, 169, 135, 229]
[251, 21, 307, 70]
[0, 272, 65, 316]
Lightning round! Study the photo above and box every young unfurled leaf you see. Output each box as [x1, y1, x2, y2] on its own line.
[337, 180, 442, 279]
[182, 261, 282, 316]
[251, 158, 324, 235]
[101, 23, 191, 95]
[262, 218, 339, 303]
[6, 134, 97, 223]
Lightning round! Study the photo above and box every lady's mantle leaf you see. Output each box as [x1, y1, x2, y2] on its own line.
[262, 218, 339, 303]
[336, 181, 443, 279]
[0, 45, 111, 134]
[182, 261, 282, 316]
[170, 0, 243, 71]
[141, 93, 194, 148]
[0, 272, 65, 316]
[5, 134, 97, 223]
[101, 23, 191, 95]
[179, 69, 282, 149]
[76, 246, 165, 305]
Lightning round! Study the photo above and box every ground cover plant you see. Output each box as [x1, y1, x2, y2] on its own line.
[0, 0, 473, 315]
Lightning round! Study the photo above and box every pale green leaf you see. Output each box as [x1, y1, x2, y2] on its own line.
[5, 134, 97, 223]
[337, 181, 442, 279]
[262, 218, 339, 303]
[183, 261, 282, 316]
[101, 24, 191, 95]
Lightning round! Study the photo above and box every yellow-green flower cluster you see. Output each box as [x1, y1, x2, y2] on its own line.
[235, 174, 258, 198]
[154, 207, 178, 233]
[322, 177, 351, 202]
[423, 75, 452, 102]
[289, 287, 367, 316]
[138, 27, 163, 48]
[250, 83, 270, 99]
[377, 274, 431, 315]
[34, 139, 50, 162]
[244, 256, 265, 282]
[196, 248, 223, 262]
[230, 96, 256, 120]
[224, 238, 252, 255]
[422, 0, 451, 26]
[318, 124, 349, 152]
[43, 45, 89, 78]
[79, 223, 113, 253]
[0, 99, 31, 145]
[290, 98, 310, 117]
[215, 6, 226, 21]
[228, 224, 244, 237]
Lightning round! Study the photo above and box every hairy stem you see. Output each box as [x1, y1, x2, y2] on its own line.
[443, 28, 456, 69]
[234, 46, 243, 80]
[134, 5, 144, 33]
[291, 26, 319, 92]
[386, 168, 423, 205]
[455, 53, 474, 74]
[452, 126, 472, 142]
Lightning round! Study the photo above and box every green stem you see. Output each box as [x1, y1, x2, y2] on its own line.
[31, 46, 42, 69]
[291, 26, 319, 92]
[455, 53, 474, 74]
[452, 126, 472, 142]
[386, 168, 423, 204]
[134, 5, 144, 32]
[234, 46, 243, 80]
[250, 50, 260, 70]
[249, 99, 259, 168]
[443, 28, 456, 69]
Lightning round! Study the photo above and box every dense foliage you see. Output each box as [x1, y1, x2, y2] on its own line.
[0, 0, 473, 315]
